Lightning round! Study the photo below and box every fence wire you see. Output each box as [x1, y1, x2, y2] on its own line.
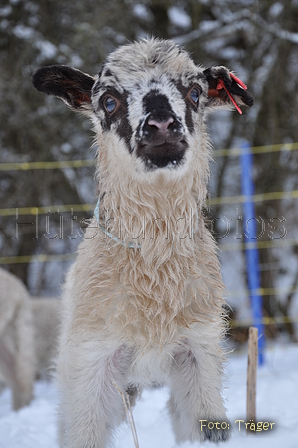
[1, 142, 298, 330]
[1, 141, 297, 171]
[0, 188, 297, 217]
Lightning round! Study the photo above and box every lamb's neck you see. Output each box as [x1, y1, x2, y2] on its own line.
[97, 173, 206, 255]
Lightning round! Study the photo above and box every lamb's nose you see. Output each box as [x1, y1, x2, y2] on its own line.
[148, 117, 174, 133]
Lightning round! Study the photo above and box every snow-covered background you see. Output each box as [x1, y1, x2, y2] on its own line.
[1, 343, 297, 448]
[1, 1, 298, 446]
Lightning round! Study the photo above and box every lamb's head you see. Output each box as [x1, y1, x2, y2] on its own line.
[33, 38, 253, 177]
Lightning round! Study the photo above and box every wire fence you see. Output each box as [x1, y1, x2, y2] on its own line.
[1, 142, 297, 255]
[1, 188, 298, 217]
[1, 142, 298, 330]
[230, 315, 298, 328]
[1, 141, 297, 172]
[0, 238, 297, 267]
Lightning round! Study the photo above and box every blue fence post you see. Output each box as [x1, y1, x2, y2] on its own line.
[240, 142, 265, 365]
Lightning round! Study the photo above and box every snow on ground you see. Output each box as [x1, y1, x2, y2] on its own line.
[0, 343, 297, 448]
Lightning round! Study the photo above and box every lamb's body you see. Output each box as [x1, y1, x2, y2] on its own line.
[31, 297, 60, 376]
[59, 209, 226, 446]
[33, 38, 253, 447]
[0, 268, 35, 410]
[0, 268, 60, 409]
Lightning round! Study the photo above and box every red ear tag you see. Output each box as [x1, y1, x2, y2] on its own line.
[217, 79, 242, 114]
[230, 72, 247, 90]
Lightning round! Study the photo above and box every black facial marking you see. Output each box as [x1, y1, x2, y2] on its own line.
[143, 91, 173, 114]
[116, 113, 134, 153]
[185, 106, 194, 133]
[99, 89, 133, 153]
[104, 69, 113, 77]
[137, 88, 188, 170]
[92, 80, 101, 97]
[99, 63, 121, 87]
[176, 82, 196, 133]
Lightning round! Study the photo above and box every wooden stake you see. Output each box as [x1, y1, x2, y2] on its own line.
[246, 326, 258, 432]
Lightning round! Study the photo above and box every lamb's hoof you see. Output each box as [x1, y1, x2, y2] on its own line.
[200, 420, 231, 442]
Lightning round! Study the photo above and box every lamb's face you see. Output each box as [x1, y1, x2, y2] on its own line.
[91, 40, 208, 173]
[32, 38, 253, 178]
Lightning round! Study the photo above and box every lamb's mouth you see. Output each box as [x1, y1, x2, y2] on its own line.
[136, 141, 188, 170]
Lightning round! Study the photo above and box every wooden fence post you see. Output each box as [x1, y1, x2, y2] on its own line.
[246, 326, 258, 431]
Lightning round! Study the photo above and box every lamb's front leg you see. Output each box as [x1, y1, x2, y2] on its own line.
[57, 341, 134, 448]
[168, 335, 230, 443]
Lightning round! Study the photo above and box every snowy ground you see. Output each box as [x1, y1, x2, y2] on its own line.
[0, 343, 297, 448]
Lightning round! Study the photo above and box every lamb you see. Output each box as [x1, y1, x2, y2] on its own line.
[0, 268, 60, 410]
[0, 268, 35, 410]
[31, 297, 61, 378]
[32, 38, 253, 447]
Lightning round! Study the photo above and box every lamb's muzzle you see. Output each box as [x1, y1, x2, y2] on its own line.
[137, 103, 187, 170]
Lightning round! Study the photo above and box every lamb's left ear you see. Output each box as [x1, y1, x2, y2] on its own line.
[32, 65, 95, 114]
[203, 66, 254, 114]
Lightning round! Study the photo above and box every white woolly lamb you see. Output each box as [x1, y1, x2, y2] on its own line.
[0, 268, 60, 409]
[0, 268, 35, 410]
[33, 38, 253, 447]
[31, 297, 60, 378]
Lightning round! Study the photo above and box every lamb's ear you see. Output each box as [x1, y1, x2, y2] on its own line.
[32, 65, 95, 114]
[203, 66, 254, 114]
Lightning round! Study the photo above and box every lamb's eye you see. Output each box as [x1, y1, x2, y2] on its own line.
[189, 87, 200, 105]
[104, 97, 117, 113]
